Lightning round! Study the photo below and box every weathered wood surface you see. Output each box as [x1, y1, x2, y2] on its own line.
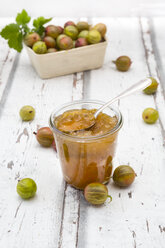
[77, 17, 165, 248]
[0, 17, 165, 248]
[151, 17, 165, 94]
[0, 19, 17, 105]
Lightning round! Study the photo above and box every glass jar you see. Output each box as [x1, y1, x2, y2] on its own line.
[49, 100, 123, 189]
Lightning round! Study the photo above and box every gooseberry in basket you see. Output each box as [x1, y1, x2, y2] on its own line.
[77, 21, 89, 32]
[43, 36, 56, 48]
[58, 36, 73, 50]
[84, 183, 112, 205]
[33, 127, 54, 147]
[19, 105, 35, 121]
[113, 165, 136, 187]
[142, 108, 159, 124]
[32, 41, 47, 54]
[92, 23, 107, 37]
[24, 32, 41, 47]
[64, 25, 79, 40]
[87, 30, 101, 44]
[45, 25, 61, 39]
[64, 21, 76, 28]
[57, 26, 64, 34]
[78, 30, 89, 39]
[17, 178, 37, 199]
[113, 56, 132, 72]
[143, 77, 158, 95]
[56, 34, 67, 48]
[47, 48, 57, 53]
[75, 38, 88, 48]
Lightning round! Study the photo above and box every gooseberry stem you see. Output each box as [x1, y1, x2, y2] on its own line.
[33, 132, 37, 135]
[107, 195, 112, 203]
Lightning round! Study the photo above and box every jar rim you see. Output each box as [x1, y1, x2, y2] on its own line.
[49, 100, 123, 141]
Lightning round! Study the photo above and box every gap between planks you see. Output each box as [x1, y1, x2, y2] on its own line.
[58, 17, 88, 248]
[58, 72, 84, 248]
[149, 19, 165, 96]
[139, 17, 165, 145]
[0, 18, 18, 104]
[0, 52, 19, 117]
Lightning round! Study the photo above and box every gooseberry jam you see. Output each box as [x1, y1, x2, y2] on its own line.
[50, 102, 123, 189]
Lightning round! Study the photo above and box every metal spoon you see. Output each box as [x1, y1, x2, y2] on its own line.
[77, 77, 152, 131]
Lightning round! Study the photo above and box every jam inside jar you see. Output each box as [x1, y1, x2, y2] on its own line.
[50, 101, 123, 190]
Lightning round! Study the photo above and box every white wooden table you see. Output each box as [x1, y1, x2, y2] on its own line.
[0, 17, 165, 248]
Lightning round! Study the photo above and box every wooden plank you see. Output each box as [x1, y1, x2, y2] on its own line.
[58, 73, 83, 248]
[0, 17, 78, 248]
[58, 18, 87, 248]
[0, 50, 73, 248]
[0, 17, 87, 248]
[139, 17, 165, 143]
[151, 18, 165, 90]
[149, 17, 165, 109]
[77, 17, 165, 248]
[0, 18, 18, 105]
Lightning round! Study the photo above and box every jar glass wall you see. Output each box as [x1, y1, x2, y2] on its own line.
[49, 100, 123, 189]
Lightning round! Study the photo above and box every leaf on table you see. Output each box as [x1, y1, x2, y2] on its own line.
[0, 23, 23, 52]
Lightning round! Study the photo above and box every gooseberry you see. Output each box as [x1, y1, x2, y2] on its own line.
[33, 127, 54, 147]
[84, 182, 112, 205]
[142, 108, 159, 124]
[19, 105, 35, 121]
[17, 178, 37, 199]
[113, 56, 132, 72]
[113, 165, 136, 187]
[143, 77, 158, 95]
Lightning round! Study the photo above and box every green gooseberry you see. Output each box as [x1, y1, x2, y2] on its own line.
[19, 105, 35, 121]
[113, 56, 132, 72]
[17, 178, 37, 199]
[64, 25, 79, 40]
[84, 183, 112, 205]
[142, 108, 159, 124]
[78, 30, 89, 39]
[113, 165, 136, 187]
[87, 30, 101, 44]
[32, 41, 47, 54]
[77, 21, 89, 32]
[143, 77, 158, 95]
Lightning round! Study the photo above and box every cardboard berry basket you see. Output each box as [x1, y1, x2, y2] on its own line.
[25, 40, 107, 79]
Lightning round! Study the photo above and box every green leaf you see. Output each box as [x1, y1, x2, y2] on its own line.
[0, 23, 19, 39]
[33, 16, 52, 29]
[36, 26, 45, 36]
[8, 32, 23, 52]
[33, 16, 52, 35]
[0, 23, 23, 52]
[22, 24, 30, 34]
[0, 11, 52, 52]
[16, 9, 31, 25]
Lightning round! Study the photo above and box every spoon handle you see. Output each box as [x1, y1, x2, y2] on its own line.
[94, 78, 152, 118]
